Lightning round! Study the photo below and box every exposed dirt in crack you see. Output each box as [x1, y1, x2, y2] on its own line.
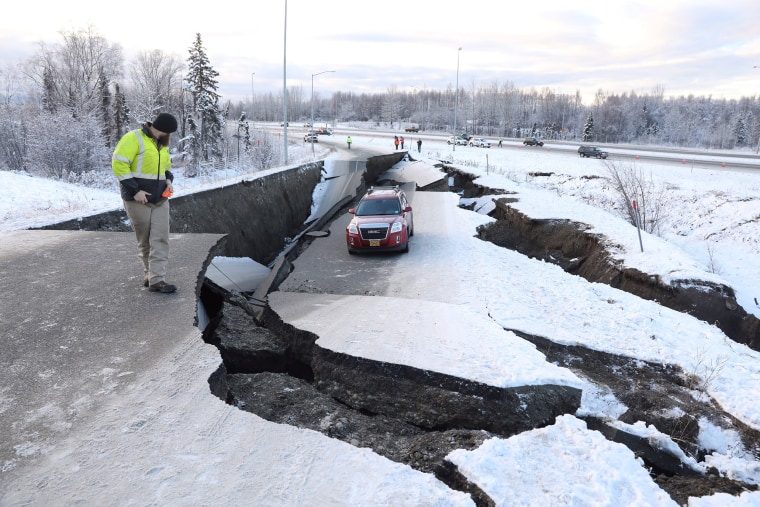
[204, 300, 546, 506]
[515, 330, 760, 505]
[223, 370, 494, 504]
[450, 168, 760, 352]
[206, 308, 496, 505]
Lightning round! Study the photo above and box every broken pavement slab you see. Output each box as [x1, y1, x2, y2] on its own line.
[205, 256, 271, 293]
[379, 158, 447, 190]
[267, 291, 583, 435]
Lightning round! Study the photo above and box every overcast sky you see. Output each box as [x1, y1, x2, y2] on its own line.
[2, 0, 759, 104]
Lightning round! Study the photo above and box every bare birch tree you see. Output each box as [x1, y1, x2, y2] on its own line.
[26, 25, 122, 117]
[127, 49, 184, 122]
[604, 160, 669, 235]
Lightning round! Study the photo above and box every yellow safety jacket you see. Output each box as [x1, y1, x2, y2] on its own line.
[112, 126, 173, 204]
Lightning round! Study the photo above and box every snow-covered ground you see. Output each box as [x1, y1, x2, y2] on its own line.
[2, 131, 760, 506]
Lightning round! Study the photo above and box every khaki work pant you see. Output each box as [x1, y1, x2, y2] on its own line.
[124, 199, 170, 285]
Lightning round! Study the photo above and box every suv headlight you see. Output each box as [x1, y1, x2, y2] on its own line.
[390, 222, 403, 233]
[348, 223, 358, 234]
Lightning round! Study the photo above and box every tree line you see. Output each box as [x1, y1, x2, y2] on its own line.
[1, 25, 759, 183]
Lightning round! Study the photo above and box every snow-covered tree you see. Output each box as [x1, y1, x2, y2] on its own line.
[185, 33, 224, 164]
[0, 105, 26, 172]
[98, 66, 113, 146]
[25, 110, 110, 180]
[734, 115, 748, 147]
[0, 67, 27, 172]
[238, 112, 251, 154]
[17, 25, 118, 177]
[41, 67, 56, 114]
[249, 129, 280, 170]
[184, 115, 201, 177]
[583, 112, 594, 141]
[382, 85, 401, 128]
[111, 83, 130, 145]
[127, 49, 184, 125]
[26, 25, 122, 120]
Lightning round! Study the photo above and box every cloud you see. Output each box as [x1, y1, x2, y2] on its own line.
[2, 1, 759, 104]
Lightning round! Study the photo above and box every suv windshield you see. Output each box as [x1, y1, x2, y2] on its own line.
[355, 198, 401, 216]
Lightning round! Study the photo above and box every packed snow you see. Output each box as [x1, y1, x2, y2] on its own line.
[2, 128, 760, 506]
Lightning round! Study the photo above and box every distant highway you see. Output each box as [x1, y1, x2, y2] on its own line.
[549, 141, 760, 172]
[258, 122, 760, 173]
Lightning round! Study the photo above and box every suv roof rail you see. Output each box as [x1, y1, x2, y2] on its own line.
[367, 185, 400, 194]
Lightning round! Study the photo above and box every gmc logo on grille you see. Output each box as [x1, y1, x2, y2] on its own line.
[368, 229, 383, 234]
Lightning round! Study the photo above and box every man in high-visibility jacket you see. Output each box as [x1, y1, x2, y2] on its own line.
[112, 112, 178, 293]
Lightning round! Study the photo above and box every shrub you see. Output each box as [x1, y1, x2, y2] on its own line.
[604, 160, 669, 235]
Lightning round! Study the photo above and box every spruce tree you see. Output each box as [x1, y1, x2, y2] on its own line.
[98, 67, 112, 147]
[185, 115, 201, 177]
[583, 113, 594, 142]
[734, 116, 748, 147]
[111, 83, 130, 145]
[42, 67, 56, 114]
[238, 112, 251, 153]
[185, 33, 225, 165]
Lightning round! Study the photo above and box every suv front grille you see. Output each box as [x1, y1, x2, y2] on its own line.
[359, 224, 389, 240]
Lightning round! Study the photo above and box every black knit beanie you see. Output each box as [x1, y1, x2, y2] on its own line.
[152, 113, 178, 133]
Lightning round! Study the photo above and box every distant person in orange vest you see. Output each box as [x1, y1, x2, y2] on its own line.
[394, 136, 399, 150]
[417, 139, 422, 152]
[400, 136, 405, 149]
[346, 136, 352, 149]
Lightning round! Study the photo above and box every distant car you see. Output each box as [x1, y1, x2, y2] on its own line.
[578, 145, 608, 159]
[346, 186, 414, 254]
[523, 137, 544, 147]
[280, 121, 289, 127]
[469, 137, 491, 148]
[447, 136, 468, 146]
[316, 127, 333, 135]
[304, 133, 318, 143]
[404, 126, 419, 132]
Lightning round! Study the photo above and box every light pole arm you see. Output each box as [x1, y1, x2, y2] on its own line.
[310, 70, 335, 130]
[310, 70, 335, 156]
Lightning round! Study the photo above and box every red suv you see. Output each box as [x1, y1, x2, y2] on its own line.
[346, 186, 414, 254]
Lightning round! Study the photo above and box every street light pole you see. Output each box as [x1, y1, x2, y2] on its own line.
[453, 47, 462, 152]
[251, 72, 255, 123]
[283, 0, 288, 164]
[311, 70, 335, 156]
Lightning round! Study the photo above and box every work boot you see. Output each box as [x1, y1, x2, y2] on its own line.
[148, 281, 177, 293]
